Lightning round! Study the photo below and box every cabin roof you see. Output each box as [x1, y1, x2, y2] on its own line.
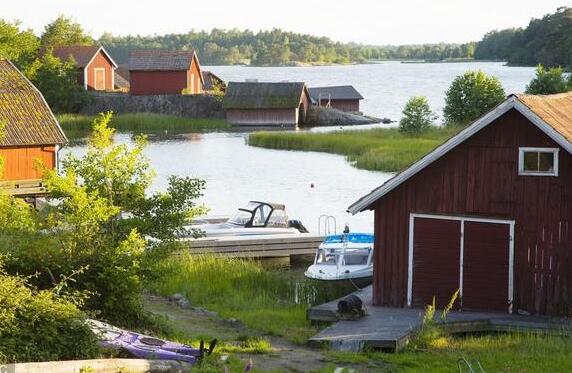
[223, 82, 307, 109]
[52, 45, 118, 68]
[114, 71, 130, 89]
[348, 91, 572, 214]
[128, 50, 198, 71]
[308, 85, 363, 101]
[202, 70, 225, 91]
[0, 59, 67, 147]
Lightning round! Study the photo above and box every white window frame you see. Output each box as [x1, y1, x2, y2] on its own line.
[518, 147, 559, 177]
[94, 68, 106, 90]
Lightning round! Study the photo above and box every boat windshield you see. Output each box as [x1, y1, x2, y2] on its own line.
[316, 249, 338, 265]
[228, 209, 253, 226]
[343, 250, 370, 266]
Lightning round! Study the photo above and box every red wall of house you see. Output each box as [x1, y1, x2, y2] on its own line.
[0, 145, 56, 180]
[371, 109, 572, 315]
[318, 99, 360, 112]
[85, 52, 114, 91]
[129, 58, 203, 96]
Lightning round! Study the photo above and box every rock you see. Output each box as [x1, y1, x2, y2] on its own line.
[177, 297, 192, 309]
[224, 318, 244, 328]
[304, 106, 379, 126]
[170, 293, 185, 302]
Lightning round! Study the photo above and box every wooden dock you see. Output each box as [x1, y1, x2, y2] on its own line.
[308, 286, 572, 352]
[183, 233, 324, 258]
[0, 178, 48, 197]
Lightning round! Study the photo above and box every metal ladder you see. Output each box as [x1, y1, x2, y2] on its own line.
[318, 214, 337, 236]
[457, 358, 486, 373]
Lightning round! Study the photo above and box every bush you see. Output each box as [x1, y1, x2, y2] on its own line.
[0, 258, 99, 363]
[525, 65, 572, 95]
[399, 96, 436, 136]
[443, 70, 506, 126]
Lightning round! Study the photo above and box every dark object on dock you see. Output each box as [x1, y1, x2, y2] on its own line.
[288, 219, 309, 233]
[337, 294, 365, 319]
[380, 117, 393, 124]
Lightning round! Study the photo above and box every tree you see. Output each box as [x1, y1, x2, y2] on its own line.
[25, 51, 90, 113]
[444, 70, 506, 126]
[0, 19, 39, 68]
[525, 65, 572, 95]
[40, 15, 93, 49]
[399, 96, 436, 136]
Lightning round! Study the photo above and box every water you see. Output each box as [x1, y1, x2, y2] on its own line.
[64, 62, 536, 233]
[206, 61, 536, 121]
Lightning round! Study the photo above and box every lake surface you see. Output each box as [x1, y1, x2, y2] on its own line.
[206, 61, 536, 121]
[65, 62, 536, 233]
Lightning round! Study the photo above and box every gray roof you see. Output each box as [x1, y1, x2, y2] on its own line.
[308, 85, 363, 101]
[223, 82, 307, 109]
[128, 50, 197, 71]
[52, 46, 117, 68]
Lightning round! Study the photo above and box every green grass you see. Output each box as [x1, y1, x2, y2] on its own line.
[149, 254, 349, 344]
[248, 126, 461, 172]
[327, 332, 572, 372]
[57, 113, 231, 138]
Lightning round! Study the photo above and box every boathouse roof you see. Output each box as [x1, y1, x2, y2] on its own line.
[0, 59, 67, 147]
[202, 70, 225, 91]
[308, 85, 363, 101]
[223, 82, 308, 109]
[128, 50, 199, 71]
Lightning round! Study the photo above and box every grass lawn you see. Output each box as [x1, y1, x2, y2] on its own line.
[248, 126, 461, 172]
[57, 113, 231, 138]
[328, 332, 572, 372]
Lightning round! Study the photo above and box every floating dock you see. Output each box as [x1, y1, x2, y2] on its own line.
[183, 234, 324, 258]
[308, 286, 572, 352]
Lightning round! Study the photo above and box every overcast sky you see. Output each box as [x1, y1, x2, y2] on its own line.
[3, 0, 567, 45]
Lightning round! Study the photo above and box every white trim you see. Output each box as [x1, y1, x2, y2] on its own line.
[518, 147, 559, 176]
[94, 68, 106, 91]
[111, 67, 115, 90]
[407, 213, 515, 312]
[83, 66, 88, 90]
[348, 96, 572, 214]
[85, 46, 118, 69]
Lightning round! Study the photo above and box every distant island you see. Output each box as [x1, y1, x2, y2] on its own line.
[99, 7, 571, 68]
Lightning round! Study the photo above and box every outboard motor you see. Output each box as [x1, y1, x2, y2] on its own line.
[288, 220, 309, 233]
[337, 294, 365, 319]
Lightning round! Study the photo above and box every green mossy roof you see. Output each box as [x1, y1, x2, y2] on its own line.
[223, 82, 306, 109]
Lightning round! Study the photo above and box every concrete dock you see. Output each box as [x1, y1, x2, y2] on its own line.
[308, 286, 572, 351]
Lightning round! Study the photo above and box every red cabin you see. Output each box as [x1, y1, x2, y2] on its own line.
[0, 59, 67, 196]
[309, 85, 363, 112]
[52, 46, 118, 91]
[349, 92, 572, 316]
[128, 50, 204, 96]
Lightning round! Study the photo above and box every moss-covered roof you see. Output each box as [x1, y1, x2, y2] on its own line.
[223, 82, 307, 109]
[0, 59, 67, 146]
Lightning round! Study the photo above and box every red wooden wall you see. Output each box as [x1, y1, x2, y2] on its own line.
[129, 58, 202, 96]
[0, 146, 56, 180]
[226, 108, 297, 125]
[372, 108, 572, 315]
[319, 99, 360, 112]
[85, 51, 114, 91]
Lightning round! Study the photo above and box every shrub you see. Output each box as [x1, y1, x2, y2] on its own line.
[0, 258, 99, 363]
[443, 70, 506, 126]
[399, 96, 436, 136]
[525, 65, 572, 95]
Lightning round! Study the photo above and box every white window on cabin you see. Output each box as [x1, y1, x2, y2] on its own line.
[518, 147, 559, 176]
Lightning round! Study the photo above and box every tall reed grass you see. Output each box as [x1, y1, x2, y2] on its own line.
[248, 126, 461, 172]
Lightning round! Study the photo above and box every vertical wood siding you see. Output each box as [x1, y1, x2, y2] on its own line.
[226, 109, 297, 126]
[319, 99, 360, 112]
[130, 71, 188, 95]
[372, 108, 572, 315]
[85, 52, 114, 91]
[0, 146, 56, 180]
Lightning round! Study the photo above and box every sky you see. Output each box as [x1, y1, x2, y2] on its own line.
[3, 0, 568, 45]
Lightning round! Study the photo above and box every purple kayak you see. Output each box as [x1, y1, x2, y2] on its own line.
[87, 319, 216, 365]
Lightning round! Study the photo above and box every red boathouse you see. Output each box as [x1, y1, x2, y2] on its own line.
[128, 50, 204, 96]
[349, 92, 572, 316]
[52, 46, 117, 91]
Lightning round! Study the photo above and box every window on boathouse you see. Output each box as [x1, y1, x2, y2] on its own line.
[518, 147, 559, 176]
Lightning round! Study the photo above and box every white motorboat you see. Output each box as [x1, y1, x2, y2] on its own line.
[305, 233, 374, 281]
[189, 201, 308, 238]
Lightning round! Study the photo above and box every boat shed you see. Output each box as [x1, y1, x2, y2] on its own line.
[0, 59, 67, 196]
[348, 92, 572, 316]
[128, 50, 204, 95]
[202, 70, 226, 93]
[223, 82, 311, 126]
[52, 45, 118, 91]
[309, 85, 363, 112]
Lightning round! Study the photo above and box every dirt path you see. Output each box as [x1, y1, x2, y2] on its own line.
[144, 295, 388, 373]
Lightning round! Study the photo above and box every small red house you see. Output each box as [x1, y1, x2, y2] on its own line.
[349, 92, 572, 316]
[223, 82, 311, 126]
[128, 50, 204, 95]
[0, 59, 67, 196]
[52, 46, 118, 91]
[309, 85, 363, 112]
